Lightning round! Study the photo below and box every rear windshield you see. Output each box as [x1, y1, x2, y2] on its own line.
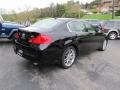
[31, 18, 61, 29]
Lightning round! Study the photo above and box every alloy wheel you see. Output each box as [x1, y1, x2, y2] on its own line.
[62, 47, 76, 68]
[109, 32, 117, 40]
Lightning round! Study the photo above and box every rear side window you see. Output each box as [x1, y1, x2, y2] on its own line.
[31, 18, 61, 29]
[68, 21, 85, 32]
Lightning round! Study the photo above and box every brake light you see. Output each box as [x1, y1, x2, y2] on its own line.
[15, 32, 20, 39]
[28, 34, 52, 45]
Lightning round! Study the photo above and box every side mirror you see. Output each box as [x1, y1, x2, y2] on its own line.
[92, 25, 102, 33]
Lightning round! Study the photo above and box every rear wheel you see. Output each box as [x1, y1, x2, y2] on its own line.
[9, 32, 17, 42]
[108, 32, 117, 40]
[60, 46, 76, 69]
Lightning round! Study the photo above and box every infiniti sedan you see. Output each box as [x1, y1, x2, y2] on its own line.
[13, 18, 108, 69]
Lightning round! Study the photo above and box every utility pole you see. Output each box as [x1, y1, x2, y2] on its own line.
[112, 0, 115, 19]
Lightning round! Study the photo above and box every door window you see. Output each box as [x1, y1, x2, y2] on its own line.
[68, 21, 85, 32]
[85, 23, 96, 33]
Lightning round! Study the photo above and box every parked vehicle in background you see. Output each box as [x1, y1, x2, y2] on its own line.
[101, 20, 120, 40]
[0, 15, 25, 40]
[13, 18, 108, 69]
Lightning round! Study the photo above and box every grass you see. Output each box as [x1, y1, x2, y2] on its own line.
[82, 14, 120, 20]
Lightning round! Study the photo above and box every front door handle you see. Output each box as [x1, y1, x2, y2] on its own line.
[89, 33, 95, 35]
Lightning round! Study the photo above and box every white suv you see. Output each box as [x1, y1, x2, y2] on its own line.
[102, 20, 120, 40]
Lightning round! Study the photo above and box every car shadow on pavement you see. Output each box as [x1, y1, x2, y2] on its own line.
[19, 49, 97, 76]
[16, 49, 108, 88]
[20, 59, 61, 76]
[0, 39, 11, 45]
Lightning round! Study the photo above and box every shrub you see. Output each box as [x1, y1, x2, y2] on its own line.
[115, 10, 120, 16]
[91, 9, 98, 14]
[64, 11, 85, 18]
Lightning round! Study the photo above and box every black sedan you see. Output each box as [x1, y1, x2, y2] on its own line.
[14, 18, 108, 69]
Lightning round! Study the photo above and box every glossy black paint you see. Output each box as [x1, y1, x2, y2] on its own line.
[14, 18, 108, 63]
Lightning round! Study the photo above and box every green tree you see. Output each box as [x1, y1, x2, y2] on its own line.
[55, 4, 65, 17]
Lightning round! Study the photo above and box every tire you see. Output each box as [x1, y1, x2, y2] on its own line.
[60, 46, 76, 69]
[108, 32, 117, 40]
[10, 32, 17, 42]
[99, 39, 108, 51]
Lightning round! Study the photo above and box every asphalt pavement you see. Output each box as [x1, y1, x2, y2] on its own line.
[0, 39, 120, 90]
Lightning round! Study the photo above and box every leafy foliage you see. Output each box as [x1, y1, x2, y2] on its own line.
[2, 0, 85, 23]
[115, 10, 120, 16]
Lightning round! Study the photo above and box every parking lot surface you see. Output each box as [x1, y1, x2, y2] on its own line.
[0, 39, 120, 90]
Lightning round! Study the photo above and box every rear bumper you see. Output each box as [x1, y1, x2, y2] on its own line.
[14, 42, 63, 63]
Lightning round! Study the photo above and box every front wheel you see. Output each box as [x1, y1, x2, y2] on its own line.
[99, 39, 108, 51]
[60, 46, 76, 69]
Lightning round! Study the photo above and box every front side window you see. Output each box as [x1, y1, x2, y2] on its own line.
[85, 23, 96, 33]
[68, 21, 85, 32]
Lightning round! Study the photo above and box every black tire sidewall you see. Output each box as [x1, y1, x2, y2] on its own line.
[102, 39, 108, 51]
[9, 32, 17, 42]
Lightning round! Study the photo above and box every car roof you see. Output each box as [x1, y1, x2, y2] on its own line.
[53, 18, 76, 22]
[38, 18, 93, 25]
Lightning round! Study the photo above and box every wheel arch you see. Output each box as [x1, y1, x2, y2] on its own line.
[108, 30, 119, 36]
[68, 44, 79, 56]
[8, 29, 18, 39]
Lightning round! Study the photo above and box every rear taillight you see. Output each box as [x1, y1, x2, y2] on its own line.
[15, 32, 20, 39]
[28, 34, 52, 45]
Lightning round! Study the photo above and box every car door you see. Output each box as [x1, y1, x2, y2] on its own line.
[0, 23, 9, 37]
[67, 20, 94, 52]
[1, 23, 12, 37]
[84, 22, 105, 50]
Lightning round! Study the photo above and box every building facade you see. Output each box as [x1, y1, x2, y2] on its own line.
[100, 0, 120, 12]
